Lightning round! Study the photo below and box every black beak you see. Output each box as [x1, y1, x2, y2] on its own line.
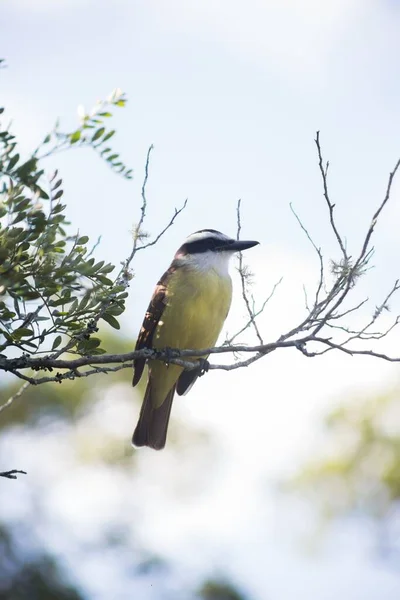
[218, 239, 259, 252]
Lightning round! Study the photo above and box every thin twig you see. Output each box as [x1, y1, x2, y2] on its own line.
[236, 199, 264, 344]
[135, 199, 188, 253]
[358, 159, 400, 261]
[226, 277, 283, 345]
[132, 144, 153, 253]
[290, 202, 324, 310]
[0, 470, 27, 480]
[0, 381, 31, 413]
[315, 131, 348, 260]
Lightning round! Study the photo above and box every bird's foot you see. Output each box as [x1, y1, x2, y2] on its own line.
[162, 346, 174, 366]
[197, 358, 210, 377]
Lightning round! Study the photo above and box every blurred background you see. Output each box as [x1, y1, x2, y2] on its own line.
[1, 1, 400, 598]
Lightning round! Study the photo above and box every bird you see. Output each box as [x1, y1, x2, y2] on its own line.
[132, 229, 259, 450]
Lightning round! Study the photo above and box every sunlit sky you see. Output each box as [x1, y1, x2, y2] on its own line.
[2, 1, 400, 598]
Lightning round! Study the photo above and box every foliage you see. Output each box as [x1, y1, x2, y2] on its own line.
[0, 92, 131, 361]
[35, 88, 133, 180]
[0, 525, 83, 600]
[291, 386, 400, 557]
[198, 579, 248, 600]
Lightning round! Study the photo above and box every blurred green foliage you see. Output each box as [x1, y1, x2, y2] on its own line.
[0, 332, 244, 598]
[292, 386, 400, 550]
[0, 525, 83, 600]
[198, 579, 248, 600]
[0, 332, 134, 428]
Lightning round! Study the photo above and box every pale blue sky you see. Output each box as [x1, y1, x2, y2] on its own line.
[2, 1, 400, 599]
[3, 1, 400, 289]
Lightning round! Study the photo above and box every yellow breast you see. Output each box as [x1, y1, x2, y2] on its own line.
[148, 266, 232, 407]
[154, 266, 232, 351]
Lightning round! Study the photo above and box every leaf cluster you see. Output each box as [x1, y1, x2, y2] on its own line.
[291, 391, 400, 522]
[36, 88, 133, 179]
[0, 100, 131, 361]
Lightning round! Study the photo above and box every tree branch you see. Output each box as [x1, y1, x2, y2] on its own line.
[315, 131, 348, 261]
[0, 470, 27, 480]
[2, 134, 400, 403]
[2, 327, 400, 387]
[0, 381, 31, 413]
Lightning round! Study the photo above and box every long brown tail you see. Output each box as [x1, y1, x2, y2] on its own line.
[132, 383, 176, 450]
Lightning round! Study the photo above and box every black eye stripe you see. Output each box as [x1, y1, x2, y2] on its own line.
[177, 236, 231, 255]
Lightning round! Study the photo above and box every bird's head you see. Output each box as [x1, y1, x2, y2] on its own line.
[174, 229, 259, 273]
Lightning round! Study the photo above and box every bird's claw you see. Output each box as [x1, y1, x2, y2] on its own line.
[197, 358, 210, 377]
[162, 346, 174, 367]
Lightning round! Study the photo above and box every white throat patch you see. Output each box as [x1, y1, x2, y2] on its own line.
[180, 249, 234, 277]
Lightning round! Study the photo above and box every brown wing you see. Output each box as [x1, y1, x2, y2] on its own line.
[132, 265, 176, 387]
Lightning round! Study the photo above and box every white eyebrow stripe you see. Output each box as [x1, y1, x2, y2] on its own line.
[183, 230, 231, 244]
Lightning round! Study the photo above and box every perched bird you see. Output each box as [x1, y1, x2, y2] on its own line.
[132, 229, 259, 450]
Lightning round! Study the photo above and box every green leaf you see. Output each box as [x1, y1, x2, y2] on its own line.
[12, 212, 27, 225]
[69, 298, 78, 313]
[37, 186, 50, 200]
[70, 130, 81, 144]
[92, 260, 104, 272]
[52, 179, 62, 190]
[14, 327, 34, 338]
[102, 130, 115, 142]
[96, 275, 113, 285]
[16, 157, 38, 179]
[78, 291, 92, 311]
[77, 337, 101, 354]
[100, 264, 115, 274]
[7, 153, 20, 170]
[52, 335, 62, 350]
[52, 203, 66, 214]
[102, 313, 120, 329]
[12, 297, 21, 318]
[77, 235, 89, 245]
[92, 127, 105, 142]
[105, 305, 124, 316]
[20, 340, 38, 350]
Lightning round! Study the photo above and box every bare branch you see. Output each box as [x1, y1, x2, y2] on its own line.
[236, 199, 264, 344]
[311, 337, 400, 363]
[2, 134, 400, 403]
[358, 158, 400, 262]
[135, 198, 188, 253]
[3, 325, 400, 387]
[132, 144, 153, 252]
[315, 131, 348, 260]
[0, 381, 31, 413]
[123, 145, 188, 267]
[290, 202, 324, 309]
[226, 277, 282, 345]
[86, 235, 102, 258]
[0, 470, 27, 479]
